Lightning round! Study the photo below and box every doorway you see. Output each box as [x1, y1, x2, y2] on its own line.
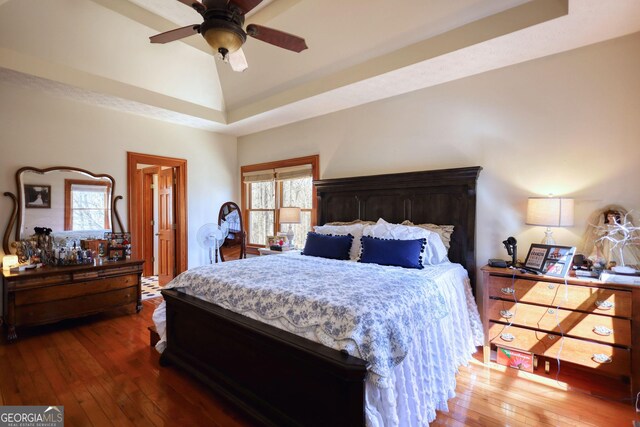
[127, 152, 188, 286]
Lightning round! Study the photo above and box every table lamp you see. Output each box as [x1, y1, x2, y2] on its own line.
[3, 255, 19, 271]
[279, 207, 301, 248]
[526, 196, 574, 244]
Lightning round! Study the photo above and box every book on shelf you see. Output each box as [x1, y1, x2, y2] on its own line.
[599, 270, 640, 285]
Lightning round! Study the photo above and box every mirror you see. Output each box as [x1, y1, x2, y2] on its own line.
[218, 201, 246, 261]
[3, 167, 123, 252]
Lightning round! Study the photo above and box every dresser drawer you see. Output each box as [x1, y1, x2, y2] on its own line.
[487, 299, 631, 346]
[14, 274, 139, 306]
[8, 273, 73, 289]
[15, 287, 137, 326]
[488, 322, 630, 377]
[488, 276, 631, 318]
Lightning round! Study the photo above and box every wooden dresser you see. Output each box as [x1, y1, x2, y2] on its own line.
[482, 265, 639, 399]
[1, 259, 143, 341]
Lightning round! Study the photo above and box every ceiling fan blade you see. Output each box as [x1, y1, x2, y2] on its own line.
[246, 24, 307, 52]
[228, 48, 249, 72]
[150, 25, 200, 44]
[176, 0, 206, 14]
[229, 0, 263, 14]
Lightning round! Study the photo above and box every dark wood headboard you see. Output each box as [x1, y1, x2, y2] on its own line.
[314, 166, 482, 291]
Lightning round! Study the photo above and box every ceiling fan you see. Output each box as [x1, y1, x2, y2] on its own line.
[149, 0, 308, 72]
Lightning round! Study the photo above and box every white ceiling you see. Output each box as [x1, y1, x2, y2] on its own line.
[0, 0, 639, 137]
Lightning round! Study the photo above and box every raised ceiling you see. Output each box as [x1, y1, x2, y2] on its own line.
[1, 0, 639, 136]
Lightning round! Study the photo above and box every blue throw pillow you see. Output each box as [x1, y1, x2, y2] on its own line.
[301, 232, 353, 260]
[359, 236, 426, 269]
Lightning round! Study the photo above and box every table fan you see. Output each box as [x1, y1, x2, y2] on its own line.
[197, 221, 230, 264]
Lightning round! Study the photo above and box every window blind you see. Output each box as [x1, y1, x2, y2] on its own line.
[72, 184, 110, 193]
[243, 164, 312, 183]
[242, 169, 275, 183]
[275, 164, 312, 181]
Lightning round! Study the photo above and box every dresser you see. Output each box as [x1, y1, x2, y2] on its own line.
[2, 259, 143, 341]
[482, 265, 639, 399]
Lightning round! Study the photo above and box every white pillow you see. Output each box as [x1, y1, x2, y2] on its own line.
[401, 220, 454, 250]
[362, 218, 449, 265]
[313, 223, 366, 261]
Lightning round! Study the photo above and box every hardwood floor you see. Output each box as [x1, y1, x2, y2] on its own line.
[0, 299, 253, 427]
[1, 298, 638, 426]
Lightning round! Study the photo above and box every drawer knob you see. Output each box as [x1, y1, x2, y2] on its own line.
[500, 287, 515, 296]
[592, 353, 612, 364]
[499, 310, 514, 319]
[547, 335, 556, 340]
[594, 300, 614, 310]
[547, 309, 555, 315]
[547, 284, 555, 290]
[500, 333, 515, 342]
[593, 325, 613, 337]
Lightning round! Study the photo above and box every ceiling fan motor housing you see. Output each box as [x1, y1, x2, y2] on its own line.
[201, 7, 247, 57]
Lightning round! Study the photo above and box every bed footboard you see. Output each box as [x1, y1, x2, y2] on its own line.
[160, 289, 369, 427]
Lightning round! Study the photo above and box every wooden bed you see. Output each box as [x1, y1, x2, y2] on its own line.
[160, 166, 482, 427]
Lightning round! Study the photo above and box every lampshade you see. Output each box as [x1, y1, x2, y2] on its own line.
[279, 207, 301, 224]
[526, 197, 574, 227]
[2, 255, 19, 271]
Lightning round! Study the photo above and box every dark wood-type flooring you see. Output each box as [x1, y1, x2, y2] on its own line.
[1, 298, 638, 426]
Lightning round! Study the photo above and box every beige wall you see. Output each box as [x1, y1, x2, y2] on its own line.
[239, 33, 640, 280]
[0, 0, 225, 111]
[0, 81, 238, 267]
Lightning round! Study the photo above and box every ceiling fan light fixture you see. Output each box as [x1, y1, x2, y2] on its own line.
[203, 27, 245, 55]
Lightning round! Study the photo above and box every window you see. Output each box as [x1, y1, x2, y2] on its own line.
[242, 156, 318, 252]
[64, 179, 112, 231]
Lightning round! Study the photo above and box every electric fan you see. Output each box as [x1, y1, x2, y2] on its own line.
[197, 221, 230, 264]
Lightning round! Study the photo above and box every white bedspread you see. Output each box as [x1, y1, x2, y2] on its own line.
[153, 253, 483, 426]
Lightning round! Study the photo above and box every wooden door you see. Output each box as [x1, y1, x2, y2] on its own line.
[158, 168, 176, 286]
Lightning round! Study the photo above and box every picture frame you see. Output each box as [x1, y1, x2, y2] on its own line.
[523, 244, 576, 277]
[104, 232, 131, 261]
[266, 235, 288, 247]
[108, 248, 125, 261]
[24, 184, 51, 209]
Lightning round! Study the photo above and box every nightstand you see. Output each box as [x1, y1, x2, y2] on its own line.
[481, 265, 639, 399]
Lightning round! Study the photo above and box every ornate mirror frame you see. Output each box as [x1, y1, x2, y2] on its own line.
[3, 166, 124, 254]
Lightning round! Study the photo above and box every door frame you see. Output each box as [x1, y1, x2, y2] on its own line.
[127, 152, 188, 276]
[141, 166, 160, 277]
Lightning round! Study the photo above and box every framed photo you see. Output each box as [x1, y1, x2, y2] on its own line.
[105, 232, 131, 260]
[108, 248, 125, 261]
[24, 184, 51, 208]
[266, 235, 288, 247]
[524, 244, 576, 277]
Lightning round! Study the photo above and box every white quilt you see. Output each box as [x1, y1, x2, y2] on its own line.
[153, 253, 483, 426]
